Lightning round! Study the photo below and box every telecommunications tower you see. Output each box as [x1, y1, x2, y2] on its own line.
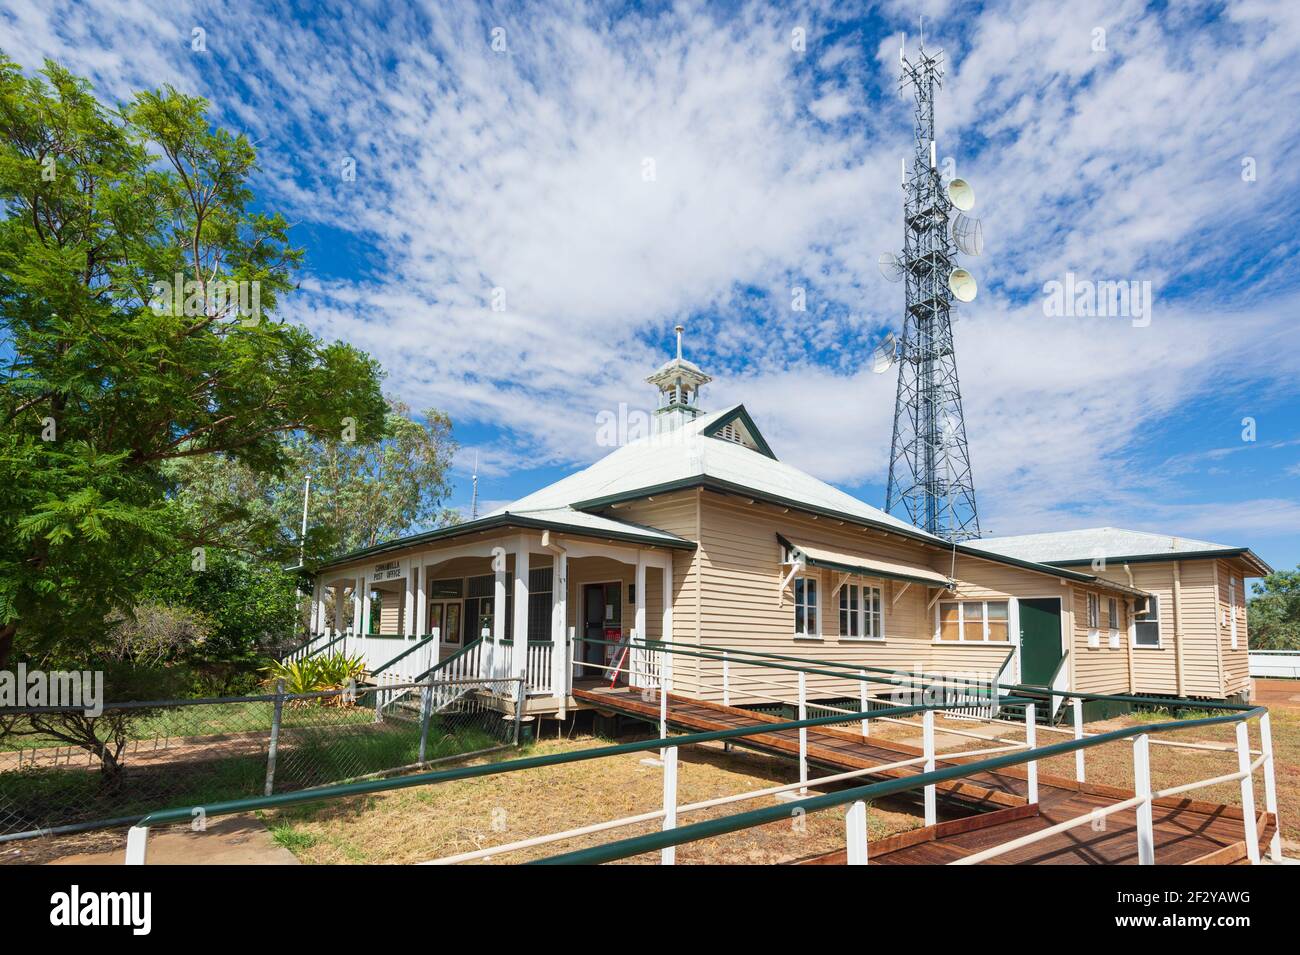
[878, 30, 983, 541]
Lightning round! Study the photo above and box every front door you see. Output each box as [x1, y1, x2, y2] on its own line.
[581, 583, 620, 678]
[428, 600, 462, 646]
[1019, 598, 1063, 686]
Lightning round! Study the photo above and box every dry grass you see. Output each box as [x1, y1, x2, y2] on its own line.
[261, 734, 925, 864]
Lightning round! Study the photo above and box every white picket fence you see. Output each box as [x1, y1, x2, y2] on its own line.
[1250, 650, 1300, 679]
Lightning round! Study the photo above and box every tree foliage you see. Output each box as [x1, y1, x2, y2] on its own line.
[1248, 567, 1300, 651]
[169, 399, 459, 564]
[0, 56, 388, 665]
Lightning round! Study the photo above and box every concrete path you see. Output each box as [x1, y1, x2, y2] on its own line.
[50, 815, 299, 865]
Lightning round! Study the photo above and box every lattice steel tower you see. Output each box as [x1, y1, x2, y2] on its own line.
[883, 40, 981, 541]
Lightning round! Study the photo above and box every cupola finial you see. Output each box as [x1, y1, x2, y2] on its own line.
[646, 324, 711, 434]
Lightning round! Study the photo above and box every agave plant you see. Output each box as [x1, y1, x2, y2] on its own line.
[261, 652, 367, 705]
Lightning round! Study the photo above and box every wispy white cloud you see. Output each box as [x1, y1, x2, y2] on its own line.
[4, 0, 1299, 549]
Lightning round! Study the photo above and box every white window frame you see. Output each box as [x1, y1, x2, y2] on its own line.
[1107, 597, 1120, 649]
[1229, 577, 1239, 650]
[793, 575, 820, 639]
[934, 599, 1011, 644]
[1087, 593, 1100, 648]
[1132, 594, 1161, 649]
[839, 582, 884, 641]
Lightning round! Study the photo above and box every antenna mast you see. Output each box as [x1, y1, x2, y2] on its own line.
[470, 452, 480, 521]
[883, 32, 981, 542]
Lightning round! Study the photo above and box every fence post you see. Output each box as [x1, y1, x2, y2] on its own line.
[1133, 733, 1154, 864]
[418, 680, 434, 764]
[661, 744, 678, 865]
[722, 651, 730, 707]
[1235, 721, 1260, 864]
[1072, 698, 1086, 784]
[513, 678, 527, 746]
[859, 669, 869, 739]
[658, 671, 671, 761]
[922, 708, 936, 826]
[798, 672, 808, 796]
[264, 679, 284, 797]
[125, 825, 150, 865]
[1025, 702, 1038, 805]
[846, 800, 869, 865]
[1260, 712, 1282, 862]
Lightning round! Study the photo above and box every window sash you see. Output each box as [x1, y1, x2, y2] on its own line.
[839, 583, 883, 639]
[936, 600, 1009, 642]
[1133, 594, 1160, 647]
[794, 576, 818, 636]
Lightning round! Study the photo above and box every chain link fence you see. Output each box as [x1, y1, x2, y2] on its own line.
[0, 677, 524, 841]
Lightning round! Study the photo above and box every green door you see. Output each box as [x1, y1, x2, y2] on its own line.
[1019, 598, 1063, 686]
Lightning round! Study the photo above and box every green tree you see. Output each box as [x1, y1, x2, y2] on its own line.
[0, 57, 388, 666]
[170, 399, 459, 562]
[1248, 567, 1300, 651]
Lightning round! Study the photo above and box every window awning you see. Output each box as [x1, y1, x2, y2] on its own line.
[779, 535, 953, 589]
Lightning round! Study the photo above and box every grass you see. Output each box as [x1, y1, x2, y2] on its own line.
[0, 711, 504, 838]
[0, 698, 380, 752]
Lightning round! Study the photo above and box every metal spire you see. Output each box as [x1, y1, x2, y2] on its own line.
[883, 34, 981, 542]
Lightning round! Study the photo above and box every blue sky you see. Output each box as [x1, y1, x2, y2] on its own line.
[4, 0, 1299, 573]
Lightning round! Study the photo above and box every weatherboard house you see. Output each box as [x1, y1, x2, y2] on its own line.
[306, 345, 1268, 719]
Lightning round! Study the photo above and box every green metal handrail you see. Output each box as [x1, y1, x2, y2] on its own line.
[530, 703, 1269, 865]
[370, 634, 437, 677]
[612, 635, 1255, 713]
[413, 635, 483, 682]
[124, 633, 1266, 866]
[132, 695, 1002, 829]
[282, 631, 346, 661]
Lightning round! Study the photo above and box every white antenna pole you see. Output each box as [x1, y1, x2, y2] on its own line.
[900, 157, 906, 187]
[900, 32, 905, 63]
[472, 454, 480, 519]
[675, 323, 685, 360]
[299, 474, 311, 565]
[930, 140, 937, 169]
[920, 15, 925, 48]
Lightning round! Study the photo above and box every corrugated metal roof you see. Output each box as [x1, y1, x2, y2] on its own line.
[970, 527, 1245, 565]
[488, 404, 939, 541]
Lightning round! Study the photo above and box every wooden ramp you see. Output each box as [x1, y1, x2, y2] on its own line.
[574, 686, 1276, 865]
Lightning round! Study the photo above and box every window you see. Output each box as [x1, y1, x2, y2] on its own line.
[986, 601, 1009, 641]
[1086, 593, 1100, 647]
[1107, 597, 1120, 648]
[794, 576, 819, 637]
[839, 584, 883, 640]
[1228, 577, 1239, 650]
[936, 600, 1009, 642]
[1134, 594, 1160, 647]
[527, 567, 553, 641]
[938, 601, 960, 641]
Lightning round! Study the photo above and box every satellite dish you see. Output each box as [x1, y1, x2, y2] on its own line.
[948, 268, 978, 302]
[947, 178, 975, 211]
[950, 213, 984, 256]
[877, 252, 905, 283]
[871, 332, 899, 373]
